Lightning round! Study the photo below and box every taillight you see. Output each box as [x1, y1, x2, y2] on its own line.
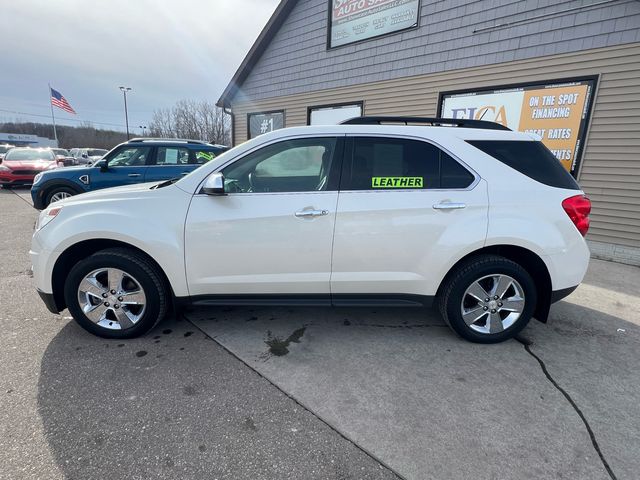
[562, 195, 591, 236]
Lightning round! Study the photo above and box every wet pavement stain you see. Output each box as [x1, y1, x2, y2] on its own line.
[264, 327, 306, 357]
[183, 385, 197, 396]
[243, 417, 258, 431]
[247, 316, 259, 322]
[198, 445, 207, 452]
[162, 329, 172, 335]
[184, 331, 194, 337]
[135, 351, 148, 358]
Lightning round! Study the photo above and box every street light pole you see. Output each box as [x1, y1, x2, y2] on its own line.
[119, 86, 132, 140]
[138, 125, 147, 136]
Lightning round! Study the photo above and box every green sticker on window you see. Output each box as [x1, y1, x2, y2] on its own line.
[371, 177, 424, 188]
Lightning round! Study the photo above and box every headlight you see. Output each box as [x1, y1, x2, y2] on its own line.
[0, 165, 10, 172]
[33, 173, 43, 184]
[35, 206, 63, 231]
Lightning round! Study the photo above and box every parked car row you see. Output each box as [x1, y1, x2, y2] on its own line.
[0, 140, 226, 198]
[31, 138, 227, 208]
[0, 148, 58, 187]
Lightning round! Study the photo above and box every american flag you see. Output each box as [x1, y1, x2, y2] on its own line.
[50, 87, 76, 114]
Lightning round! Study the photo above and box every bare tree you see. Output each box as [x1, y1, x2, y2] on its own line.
[148, 100, 230, 145]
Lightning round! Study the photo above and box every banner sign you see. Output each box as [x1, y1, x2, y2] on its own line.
[439, 77, 597, 176]
[329, 0, 420, 48]
[248, 111, 285, 139]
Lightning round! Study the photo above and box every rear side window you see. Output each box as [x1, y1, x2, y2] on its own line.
[342, 137, 475, 190]
[467, 140, 580, 190]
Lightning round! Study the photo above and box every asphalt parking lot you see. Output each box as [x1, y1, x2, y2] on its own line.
[2, 186, 639, 480]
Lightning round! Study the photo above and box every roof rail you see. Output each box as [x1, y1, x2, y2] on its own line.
[340, 116, 511, 131]
[128, 137, 212, 145]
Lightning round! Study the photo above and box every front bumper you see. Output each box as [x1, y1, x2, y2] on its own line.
[37, 289, 60, 314]
[0, 173, 36, 185]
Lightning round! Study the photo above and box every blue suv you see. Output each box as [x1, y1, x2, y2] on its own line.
[31, 138, 227, 209]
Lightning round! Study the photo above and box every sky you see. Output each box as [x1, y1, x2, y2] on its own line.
[0, 0, 280, 133]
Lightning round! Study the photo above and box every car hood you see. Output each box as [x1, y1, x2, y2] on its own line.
[55, 181, 162, 207]
[37, 164, 97, 181]
[3, 160, 56, 170]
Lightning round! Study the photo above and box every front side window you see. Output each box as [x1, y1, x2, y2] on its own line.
[342, 137, 474, 190]
[156, 147, 189, 165]
[222, 138, 338, 193]
[106, 146, 151, 167]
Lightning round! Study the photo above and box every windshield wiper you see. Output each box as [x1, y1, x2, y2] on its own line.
[152, 177, 180, 189]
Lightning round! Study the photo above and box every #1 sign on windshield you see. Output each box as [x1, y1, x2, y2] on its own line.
[330, 0, 420, 48]
[440, 78, 596, 176]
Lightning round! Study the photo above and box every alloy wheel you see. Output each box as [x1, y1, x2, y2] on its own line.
[77, 268, 147, 330]
[460, 274, 525, 334]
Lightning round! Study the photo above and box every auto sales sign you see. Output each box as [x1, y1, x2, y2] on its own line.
[439, 78, 597, 176]
[329, 0, 420, 48]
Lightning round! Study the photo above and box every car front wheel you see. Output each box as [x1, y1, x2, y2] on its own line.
[64, 248, 168, 338]
[438, 255, 537, 343]
[45, 186, 77, 206]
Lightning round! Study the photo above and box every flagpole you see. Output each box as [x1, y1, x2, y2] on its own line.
[48, 83, 58, 146]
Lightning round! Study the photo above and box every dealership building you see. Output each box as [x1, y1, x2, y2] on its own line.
[218, 0, 640, 265]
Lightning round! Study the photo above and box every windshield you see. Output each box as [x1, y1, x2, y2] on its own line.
[4, 149, 55, 161]
[88, 149, 108, 157]
[52, 148, 68, 155]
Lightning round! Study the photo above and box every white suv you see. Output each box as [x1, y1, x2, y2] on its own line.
[31, 117, 591, 343]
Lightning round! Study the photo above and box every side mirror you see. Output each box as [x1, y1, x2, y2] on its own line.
[95, 159, 108, 171]
[202, 172, 226, 195]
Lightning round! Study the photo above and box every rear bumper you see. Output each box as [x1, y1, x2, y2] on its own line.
[37, 288, 60, 314]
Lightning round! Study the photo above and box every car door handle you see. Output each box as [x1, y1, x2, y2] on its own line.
[433, 202, 466, 210]
[295, 209, 329, 218]
[128, 173, 142, 178]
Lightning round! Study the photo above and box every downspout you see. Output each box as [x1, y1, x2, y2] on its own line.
[223, 106, 235, 147]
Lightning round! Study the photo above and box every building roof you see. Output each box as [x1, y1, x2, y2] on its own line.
[217, 0, 297, 108]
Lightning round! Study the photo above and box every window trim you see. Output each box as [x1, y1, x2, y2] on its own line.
[200, 135, 346, 196]
[306, 101, 364, 125]
[246, 109, 286, 140]
[339, 134, 480, 193]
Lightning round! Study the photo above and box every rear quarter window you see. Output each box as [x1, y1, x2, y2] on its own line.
[467, 140, 580, 190]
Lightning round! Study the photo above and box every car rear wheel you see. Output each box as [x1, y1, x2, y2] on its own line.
[64, 248, 168, 339]
[438, 255, 536, 343]
[45, 186, 77, 206]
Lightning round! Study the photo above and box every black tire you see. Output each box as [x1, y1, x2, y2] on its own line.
[438, 254, 537, 344]
[64, 248, 168, 339]
[45, 185, 78, 207]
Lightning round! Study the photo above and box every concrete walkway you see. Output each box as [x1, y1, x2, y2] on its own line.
[187, 259, 640, 480]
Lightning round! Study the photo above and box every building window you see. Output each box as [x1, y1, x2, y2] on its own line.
[438, 76, 597, 178]
[328, 0, 421, 49]
[308, 102, 363, 125]
[247, 110, 285, 139]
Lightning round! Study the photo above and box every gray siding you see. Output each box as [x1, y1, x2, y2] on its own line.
[235, 0, 640, 103]
[230, 43, 640, 253]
